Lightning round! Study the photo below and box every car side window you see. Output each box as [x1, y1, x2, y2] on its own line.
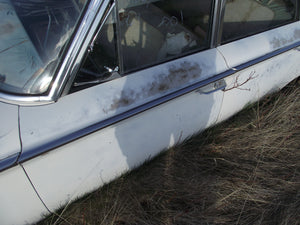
[72, 9, 120, 90]
[117, 0, 213, 72]
[221, 0, 297, 43]
[72, 0, 213, 91]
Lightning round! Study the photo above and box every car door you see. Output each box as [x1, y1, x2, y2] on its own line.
[216, 0, 300, 122]
[19, 0, 228, 212]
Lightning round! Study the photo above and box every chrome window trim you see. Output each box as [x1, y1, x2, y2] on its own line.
[216, 0, 226, 46]
[0, 0, 298, 106]
[0, 0, 108, 106]
[210, 0, 222, 48]
[53, 0, 112, 99]
[297, 0, 300, 20]
[66, 0, 218, 84]
[0, 40, 296, 172]
[62, 0, 116, 96]
[0, 94, 55, 106]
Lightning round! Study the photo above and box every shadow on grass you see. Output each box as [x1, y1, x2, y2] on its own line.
[40, 78, 300, 225]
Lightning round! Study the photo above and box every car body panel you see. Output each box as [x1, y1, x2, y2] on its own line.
[217, 22, 300, 68]
[19, 46, 227, 212]
[0, 102, 20, 162]
[217, 22, 300, 122]
[22, 85, 224, 211]
[0, 0, 299, 224]
[216, 21, 300, 122]
[19, 48, 228, 158]
[218, 47, 300, 122]
[0, 165, 49, 225]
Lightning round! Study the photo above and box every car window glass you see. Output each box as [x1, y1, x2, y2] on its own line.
[72, 7, 119, 90]
[72, 0, 213, 91]
[0, 0, 87, 95]
[221, 0, 296, 43]
[117, 0, 213, 72]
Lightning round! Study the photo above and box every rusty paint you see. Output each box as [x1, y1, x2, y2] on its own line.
[0, 23, 16, 36]
[270, 29, 300, 49]
[108, 61, 202, 111]
[293, 29, 300, 40]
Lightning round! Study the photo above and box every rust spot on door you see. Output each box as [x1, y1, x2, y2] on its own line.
[108, 61, 202, 111]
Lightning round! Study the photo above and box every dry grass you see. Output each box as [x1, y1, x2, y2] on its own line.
[40, 79, 300, 225]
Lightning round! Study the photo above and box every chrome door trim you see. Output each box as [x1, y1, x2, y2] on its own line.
[0, 40, 292, 172]
[61, 0, 115, 97]
[17, 69, 234, 164]
[0, 153, 19, 172]
[196, 79, 226, 94]
[296, 0, 299, 20]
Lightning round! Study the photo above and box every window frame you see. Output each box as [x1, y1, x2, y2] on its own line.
[0, 0, 100, 105]
[68, 0, 219, 93]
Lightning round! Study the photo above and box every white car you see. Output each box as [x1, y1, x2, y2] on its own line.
[0, 0, 299, 224]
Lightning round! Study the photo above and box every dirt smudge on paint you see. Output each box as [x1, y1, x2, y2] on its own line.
[0, 23, 16, 36]
[270, 29, 300, 49]
[108, 61, 202, 111]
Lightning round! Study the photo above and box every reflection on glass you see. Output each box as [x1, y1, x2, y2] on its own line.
[222, 0, 296, 43]
[73, 0, 213, 91]
[0, 0, 87, 94]
[117, 0, 213, 72]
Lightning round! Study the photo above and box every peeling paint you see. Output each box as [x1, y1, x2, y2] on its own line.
[270, 29, 300, 49]
[108, 61, 202, 111]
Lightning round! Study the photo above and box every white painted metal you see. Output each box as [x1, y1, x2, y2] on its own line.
[22, 85, 224, 212]
[19, 48, 228, 154]
[218, 48, 300, 122]
[0, 102, 20, 160]
[217, 22, 300, 122]
[20, 48, 228, 213]
[217, 21, 300, 68]
[0, 165, 49, 225]
[1, 2, 299, 225]
[17, 20, 300, 223]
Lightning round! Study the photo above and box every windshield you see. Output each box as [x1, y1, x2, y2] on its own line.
[0, 0, 87, 95]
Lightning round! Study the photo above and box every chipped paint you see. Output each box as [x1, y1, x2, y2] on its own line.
[109, 61, 202, 111]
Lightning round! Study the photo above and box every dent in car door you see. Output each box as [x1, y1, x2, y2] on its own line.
[19, 0, 228, 212]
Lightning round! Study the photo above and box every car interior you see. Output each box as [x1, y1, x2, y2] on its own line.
[73, 0, 213, 90]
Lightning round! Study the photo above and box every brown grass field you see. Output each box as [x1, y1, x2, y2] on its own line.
[40, 78, 300, 225]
